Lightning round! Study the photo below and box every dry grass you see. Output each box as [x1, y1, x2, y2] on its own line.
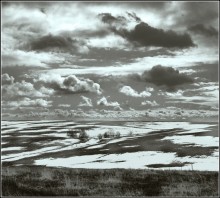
[2, 165, 218, 196]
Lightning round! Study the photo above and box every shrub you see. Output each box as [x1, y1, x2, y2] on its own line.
[98, 134, 103, 140]
[101, 130, 121, 139]
[67, 129, 78, 138]
[103, 130, 114, 138]
[115, 131, 121, 138]
[78, 130, 89, 141]
[128, 131, 133, 136]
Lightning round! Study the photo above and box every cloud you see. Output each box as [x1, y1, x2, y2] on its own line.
[2, 74, 52, 99]
[73, 29, 110, 38]
[117, 22, 195, 48]
[2, 73, 14, 85]
[162, 82, 218, 109]
[39, 86, 55, 96]
[98, 13, 127, 26]
[29, 34, 89, 54]
[58, 104, 71, 108]
[189, 63, 218, 82]
[188, 82, 219, 99]
[141, 100, 159, 107]
[30, 34, 73, 50]
[99, 12, 195, 49]
[142, 65, 194, 88]
[126, 12, 141, 23]
[120, 86, 151, 97]
[6, 97, 52, 108]
[188, 24, 218, 37]
[79, 96, 93, 107]
[97, 96, 120, 108]
[37, 74, 102, 95]
[2, 49, 64, 68]
[160, 89, 184, 97]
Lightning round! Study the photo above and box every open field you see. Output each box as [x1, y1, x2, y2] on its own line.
[2, 165, 219, 196]
[2, 120, 219, 171]
[2, 120, 219, 196]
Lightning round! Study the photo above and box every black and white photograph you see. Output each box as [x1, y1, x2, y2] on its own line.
[1, 1, 219, 196]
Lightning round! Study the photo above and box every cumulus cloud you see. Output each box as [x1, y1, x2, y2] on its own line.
[39, 86, 55, 96]
[120, 86, 151, 97]
[142, 65, 194, 88]
[146, 87, 154, 92]
[188, 24, 218, 37]
[97, 96, 120, 108]
[2, 73, 14, 84]
[37, 74, 102, 95]
[141, 100, 159, 107]
[6, 97, 52, 108]
[2, 74, 52, 99]
[79, 96, 93, 107]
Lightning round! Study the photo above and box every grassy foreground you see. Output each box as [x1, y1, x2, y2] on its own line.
[2, 165, 218, 196]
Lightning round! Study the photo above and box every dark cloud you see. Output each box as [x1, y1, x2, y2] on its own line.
[126, 12, 141, 23]
[30, 34, 72, 50]
[115, 22, 195, 48]
[142, 65, 194, 87]
[188, 24, 218, 37]
[98, 12, 195, 49]
[29, 34, 88, 54]
[98, 13, 127, 25]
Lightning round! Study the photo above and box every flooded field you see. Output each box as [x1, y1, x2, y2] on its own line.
[2, 120, 219, 171]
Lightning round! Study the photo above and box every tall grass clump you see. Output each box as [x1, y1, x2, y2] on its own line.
[67, 128, 89, 141]
[98, 129, 121, 140]
[78, 130, 89, 141]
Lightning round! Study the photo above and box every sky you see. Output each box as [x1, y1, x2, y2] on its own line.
[1, 1, 219, 120]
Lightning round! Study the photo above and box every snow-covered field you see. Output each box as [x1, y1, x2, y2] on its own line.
[2, 120, 219, 171]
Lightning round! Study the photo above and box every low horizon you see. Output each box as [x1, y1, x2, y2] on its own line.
[1, 1, 219, 121]
[1, 1, 219, 196]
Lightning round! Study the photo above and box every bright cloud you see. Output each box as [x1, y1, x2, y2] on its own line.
[97, 96, 120, 108]
[141, 100, 159, 107]
[120, 86, 151, 97]
[79, 96, 93, 107]
[37, 74, 102, 95]
[2, 74, 52, 99]
[6, 97, 52, 108]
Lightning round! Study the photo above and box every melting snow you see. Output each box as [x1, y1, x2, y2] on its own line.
[162, 135, 219, 147]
